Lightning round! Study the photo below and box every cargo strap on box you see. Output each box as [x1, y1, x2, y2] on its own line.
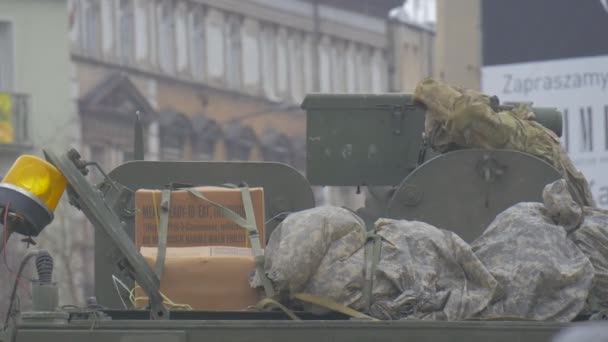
[293, 293, 377, 321]
[255, 298, 301, 320]
[185, 186, 276, 298]
[362, 231, 382, 312]
[154, 188, 171, 281]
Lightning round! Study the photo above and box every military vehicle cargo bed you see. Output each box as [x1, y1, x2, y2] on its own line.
[16, 317, 569, 342]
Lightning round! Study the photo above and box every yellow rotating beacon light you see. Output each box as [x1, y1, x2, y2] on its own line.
[0, 155, 67, 236]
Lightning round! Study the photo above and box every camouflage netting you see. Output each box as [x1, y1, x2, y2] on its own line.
[256, 180, 608, 321]
[413, 78, 595, 207]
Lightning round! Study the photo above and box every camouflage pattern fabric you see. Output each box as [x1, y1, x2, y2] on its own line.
[471, 202, 594, 322]
[542, 180, 608, 310]
[368, 219, 497, 321]
[254, 206, 368, 305]
[258, 206, 497, 320]
[571, 207, 608, 311]
[541, 179, 608, 311]
[413, 78, 595, 207]
[543, 180, 583, 232]
[258, 180, 608, 321]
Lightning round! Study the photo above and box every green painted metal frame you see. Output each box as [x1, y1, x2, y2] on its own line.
[302, 95, 564, 188]
[388, 149, 562, 242]
[14, 319, 573, 342]
[303, 93, 426, 187]
[43, 150, 169, 320]
[94, 160, 315, 310]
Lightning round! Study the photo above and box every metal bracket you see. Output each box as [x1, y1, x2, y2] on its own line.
[44, 149, 169, 320]
[0, 318, 16, 342]
[391, 107, 405, 135]
[476, 154, 506, 183]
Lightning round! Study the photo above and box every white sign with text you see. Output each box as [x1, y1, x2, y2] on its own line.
[483, 55, 608, 207]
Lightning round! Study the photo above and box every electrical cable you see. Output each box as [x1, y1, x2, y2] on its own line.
[265, 211, 291, 226]
[129, 285, 192, 311]
[111, 275, 130, 309]
[3, 202, 11, 270]
[2, 202, 36, 284]
[3, 250, 37, 328]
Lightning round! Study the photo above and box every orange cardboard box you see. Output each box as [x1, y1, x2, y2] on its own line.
[134, 186, 265, 248]
[135, 246, 260, 311]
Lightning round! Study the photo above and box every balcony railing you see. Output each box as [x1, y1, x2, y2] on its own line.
[0, 92, 29, 145]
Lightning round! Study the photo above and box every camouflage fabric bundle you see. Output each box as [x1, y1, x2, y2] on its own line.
[413, 78, 595, 207]
[258, 206, 368, 307]
[543, 180, 608, 311]
[258, 179, 608, 321]
[571, 209, 608, 311]
[473, 179, 608, 319]
[258, 206, 497, 320]
[471, 202, 594, 321]
[367, 219, 497, 320]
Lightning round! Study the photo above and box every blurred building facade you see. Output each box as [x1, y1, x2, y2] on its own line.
[0, 0, 81, 320]
[0, 0, 438, 308]
[67, 0, 436, 209]
[0, 0, 75, 174]
[67, 0, 435, 171]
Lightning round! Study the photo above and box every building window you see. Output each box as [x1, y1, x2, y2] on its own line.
[82, 0, 101, 56]
[318, 36, 331, 92]
[134, 0, 148, 61]
[194, 138, 216, 160]
[580, 106, 593, 152]
[100, 0, 113, 55]
[288, 31, 304, 102]
[242, 19, 260, 91]
[371, 48, 386, 93]
[0, 93, 28, 144]
[345, 42, 357, 93]
[224, 123, 256, 161]
[205, 9, 224, 81]
[158, 1, 176, 74]
[159, 111, 191, 161]
[303, 34, 314, 93]
[0, 21, 14, 90]
[276, 27, 289, 97]
[225, 15, 243, 90]
[331, 39, 346, 93]
[261, 131, 292, 165]
[261, 24, 277, 99]
[192, 116, 221, 160]
[175, 3, 189, 72]
[161, 135, 184, 160]
[190, 7, 206, 81]
[356, 45, 372, 92]
[118, 0, 135, 65]
[80, 73, 156, 174]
